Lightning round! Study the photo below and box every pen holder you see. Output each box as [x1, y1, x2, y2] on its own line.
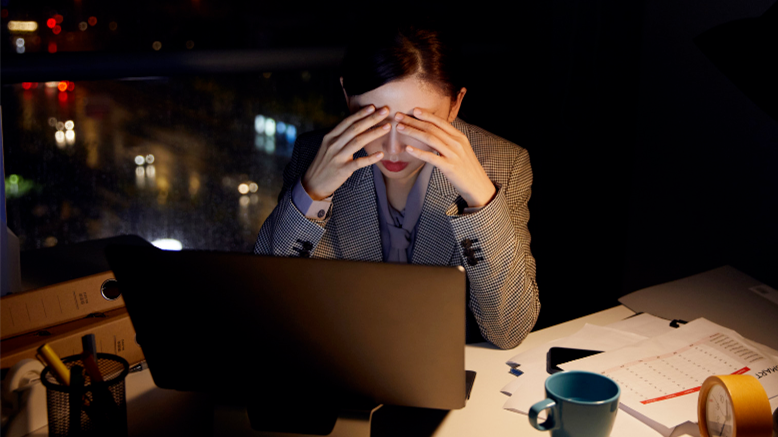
[40, 353, 129, 437]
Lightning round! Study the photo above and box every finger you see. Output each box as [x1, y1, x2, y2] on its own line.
[331, 106, 391, 151]
[347, 151, 385, 172]
[409, 108, 464, 139]
[405, 145, 445, 167]
[326, 105, 377, 141]
[394, 111, 453, 144]
[340, 122, 392, 158]
[396, 122, 454, 157]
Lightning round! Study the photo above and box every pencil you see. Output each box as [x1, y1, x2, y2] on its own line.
[37, 343, 70, 386]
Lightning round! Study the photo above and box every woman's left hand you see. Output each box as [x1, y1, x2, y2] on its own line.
[396, 108, 496, 208]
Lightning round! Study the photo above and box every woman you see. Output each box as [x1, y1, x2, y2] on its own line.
[254, 24, 539, 350]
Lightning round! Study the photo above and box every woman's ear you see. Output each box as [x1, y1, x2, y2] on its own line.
[447, 87, 467, 122]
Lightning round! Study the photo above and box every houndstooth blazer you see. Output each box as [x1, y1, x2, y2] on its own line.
[254, 117, 540, 350]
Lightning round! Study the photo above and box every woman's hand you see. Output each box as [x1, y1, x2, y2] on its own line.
[396, 108, 496, 208]
[302, 105, 391, 200]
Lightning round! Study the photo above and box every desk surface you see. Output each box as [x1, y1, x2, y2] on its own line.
[26, 305, 702, 436]
[436, 305, 635, 436]
[136, 305, 640, 436]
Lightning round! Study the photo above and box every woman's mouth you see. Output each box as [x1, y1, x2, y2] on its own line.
[381, 160, 409, 172]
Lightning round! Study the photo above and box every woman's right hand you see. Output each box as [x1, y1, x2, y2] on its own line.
[301, 105, 391, 200]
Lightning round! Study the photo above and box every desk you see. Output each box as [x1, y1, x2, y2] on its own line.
[24, 305, 701, 436]
[433, 305, 635, 436]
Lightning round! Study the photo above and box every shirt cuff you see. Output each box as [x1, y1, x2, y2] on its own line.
[463, 205, 485, 214]
[292, 178, 333, 220]
[462, 182, 499, 214]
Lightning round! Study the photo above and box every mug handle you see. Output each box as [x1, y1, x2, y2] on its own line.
[528, 399, 558, 431]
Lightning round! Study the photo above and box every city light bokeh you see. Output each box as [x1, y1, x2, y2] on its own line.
[3, 70, 347, 252]
[2, 2, 355, 252]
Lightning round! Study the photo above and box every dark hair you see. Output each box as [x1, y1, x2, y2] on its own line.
[340, 22, 462, 102]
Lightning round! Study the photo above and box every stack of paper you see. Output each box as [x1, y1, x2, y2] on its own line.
[500, 314, 778, 437]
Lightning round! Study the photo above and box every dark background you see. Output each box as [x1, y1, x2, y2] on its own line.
[425, 0, 778, 330]
[3, 0, 777, 330]
[527, 0, 778, 329]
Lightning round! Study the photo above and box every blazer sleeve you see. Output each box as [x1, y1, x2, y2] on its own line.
[446, 147, 540, 349]
[253, 131, 332, 257]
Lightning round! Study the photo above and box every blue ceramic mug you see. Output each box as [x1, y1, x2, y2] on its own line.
[528, 371, 620, 437]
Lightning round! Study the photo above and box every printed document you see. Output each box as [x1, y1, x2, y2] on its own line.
[558, 318, 778, 429]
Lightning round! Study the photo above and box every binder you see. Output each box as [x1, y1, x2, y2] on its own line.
[0, 307, 144, 370]
[0, 271, 125, 340]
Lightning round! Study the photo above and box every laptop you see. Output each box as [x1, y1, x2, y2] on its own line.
[105, 244, 471, 415]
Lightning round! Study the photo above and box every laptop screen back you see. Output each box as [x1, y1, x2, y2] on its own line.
[105, 245, 467, 410]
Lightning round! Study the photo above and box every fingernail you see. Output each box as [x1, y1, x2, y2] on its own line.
[394, 113, 404, 121]
[377, 152, 384, 158]
[379, 107, 388, 115]
[413, 109, 422, 117]
[406, 145, 414, 152]
[397, 124, 405, 130]
[366, 106, 375, 113]
[382, 123, 390, 130]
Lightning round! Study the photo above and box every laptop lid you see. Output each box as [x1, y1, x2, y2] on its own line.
[105, 244, 467, 410]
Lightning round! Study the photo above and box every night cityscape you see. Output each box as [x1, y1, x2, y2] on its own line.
[2, 1, 353, 252]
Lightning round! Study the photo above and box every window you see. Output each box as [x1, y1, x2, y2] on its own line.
[3, 70, 348, 252]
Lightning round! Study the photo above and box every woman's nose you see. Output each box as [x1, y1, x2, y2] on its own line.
[383, 128, 404, 156]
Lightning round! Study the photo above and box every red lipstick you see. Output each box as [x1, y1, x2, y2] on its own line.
[381, 160, 409, 172]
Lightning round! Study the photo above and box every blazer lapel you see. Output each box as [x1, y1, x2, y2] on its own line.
[410, 166, 460, 266]
[334, 141, 465, 266]
[332, 150, 383, 262]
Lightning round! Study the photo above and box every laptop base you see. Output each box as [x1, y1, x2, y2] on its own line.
[213, 402, 383, 437]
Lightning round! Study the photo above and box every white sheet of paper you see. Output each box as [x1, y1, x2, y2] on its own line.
[558, 318, 778, 429]
[501, 324, 648, 424]
[610, 407, 668, 437]
[502, 324, 648, 397]
[605, 313, 677, 338]
[741, 336, 778, 361]
[505, 323, 648, 371]
[502, 360, 548, 407]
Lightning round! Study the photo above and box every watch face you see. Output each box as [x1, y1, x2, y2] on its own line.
[705, 384, 734, 437]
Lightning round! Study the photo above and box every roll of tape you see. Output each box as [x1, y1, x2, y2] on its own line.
[2, 359, 44, 405]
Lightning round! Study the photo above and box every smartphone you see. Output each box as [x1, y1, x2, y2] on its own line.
[546, 347, 603, 374]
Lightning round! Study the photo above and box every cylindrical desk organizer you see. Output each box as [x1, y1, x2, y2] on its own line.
[40, 353, 129, 437]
